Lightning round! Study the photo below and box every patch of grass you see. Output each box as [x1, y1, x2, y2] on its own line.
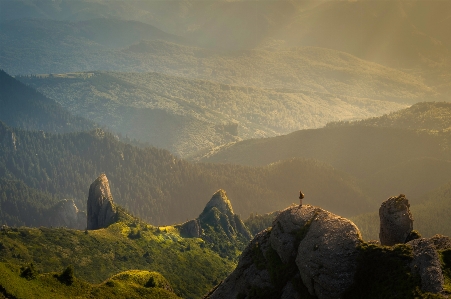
[0, 262, 181, 299]
[0, 222, 235, 299]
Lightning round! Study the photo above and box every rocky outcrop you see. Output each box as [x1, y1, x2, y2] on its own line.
[204, 229, 273, 299]
[379, 194, 413, 246]
[270, 204, 320, 264]
[87, 174, 117, 230]
[407, 235, 451, 294]
[206, 205, 363, 299]
[296, 209, 362, 299]
[179, 219, 202, 238]
[199, 189, 252, 240]
[49, 199, 85, 230]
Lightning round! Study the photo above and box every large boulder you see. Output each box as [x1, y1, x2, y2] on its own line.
[206, 205, 362, 299]
[270, 204, 320, 264]
[296, 208, 362, 299]
[87, 174, 117, 230]
[407, 235, 451, 294]
[205, 229, 273, 299]
[379, 194, 413, 246]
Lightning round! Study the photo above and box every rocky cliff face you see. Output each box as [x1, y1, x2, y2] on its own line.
[199, 189, 252, 241]
[87, 174, 117, 230]
[49, 199, 85, 230]
[206, 197, 451, 299]
[379, 194, 413, 246]
[176, 189, 252, 259]
[206, 204, 363, 299]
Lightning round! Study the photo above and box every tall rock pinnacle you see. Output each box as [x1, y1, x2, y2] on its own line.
[379, 194, 413, 246]
[87, 174, 117, 230]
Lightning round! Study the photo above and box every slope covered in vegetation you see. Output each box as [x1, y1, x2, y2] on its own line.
[19, 70, 408, 157]
[0, 199, 244, 299]
[0, 264, 180, 299]
[0, 121, 372, 227]
[201, 103, 451, 207]
[0, 70, 94, 133]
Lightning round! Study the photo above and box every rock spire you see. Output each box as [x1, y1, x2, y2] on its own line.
[379, 194, 413, 246]
[87, 173, 117, 230]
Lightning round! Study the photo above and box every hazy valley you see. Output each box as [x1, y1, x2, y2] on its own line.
[1, 0, 451, 298]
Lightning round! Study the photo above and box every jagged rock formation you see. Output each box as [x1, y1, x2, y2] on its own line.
[199, 189, 252, 241]
[379, 194, 413, 246]
[206, 204, 363, 299]
[49, 199, 85, 230]
[176, 189, 252, 260]
[87, 174, 117, 230]
[407, 235, 451, 294]
[179, 219, 202, 238]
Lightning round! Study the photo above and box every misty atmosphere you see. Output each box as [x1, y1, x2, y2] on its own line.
[0, 0, 451, 298]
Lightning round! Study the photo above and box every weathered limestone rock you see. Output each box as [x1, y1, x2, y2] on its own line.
[296, 209, 362, 299]
[205, 229, 273, 299]
[51, 199, 86, 230]
[408, 235, 451, 294]
[270, 204, 320, 264]
[179, 219, 202, 238]
[87, 174, 117, 230]
[379, 194, 413, 246]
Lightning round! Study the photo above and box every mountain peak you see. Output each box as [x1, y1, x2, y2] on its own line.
[203, 189, 234, 216]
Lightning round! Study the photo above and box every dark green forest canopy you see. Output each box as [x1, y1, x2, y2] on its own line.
[0, 121, 372, 226]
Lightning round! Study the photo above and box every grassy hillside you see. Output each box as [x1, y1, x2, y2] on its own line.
[18, 71, 407, 157]
[0, 70, 94, 133]
[0, 213, 234, 298]
[0, 264, 180, 299]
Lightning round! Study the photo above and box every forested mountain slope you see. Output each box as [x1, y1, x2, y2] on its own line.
[0, 70, 94, 133]
[201, 103, 451, 207]
[328, 102, 451, 131]
[0, 121, 372, 226]
[19, 71, 408, 157]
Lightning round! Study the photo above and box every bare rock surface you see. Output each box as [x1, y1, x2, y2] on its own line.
[379, 194, 413, 246]
[179, 219, 202, 238]
[281, 274, 302, 299]
[270, 204, 320, 264]
[408, 236, 450, 294]
[87, 173, 117, 230]
[296, 208, 362, 299]
[205, 229, 273, 299]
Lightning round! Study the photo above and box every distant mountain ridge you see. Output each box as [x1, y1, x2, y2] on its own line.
[0, 70, 94, 133]
[200, 103, 451, 208]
